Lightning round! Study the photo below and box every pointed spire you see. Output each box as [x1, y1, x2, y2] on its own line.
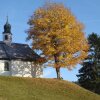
[6, 16, 9, 24]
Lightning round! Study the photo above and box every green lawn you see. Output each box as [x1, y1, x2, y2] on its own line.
[0, 76, 100, 100]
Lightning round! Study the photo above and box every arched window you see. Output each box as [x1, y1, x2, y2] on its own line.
[4, 62, 10, 71]
[5, 35, 8, 40]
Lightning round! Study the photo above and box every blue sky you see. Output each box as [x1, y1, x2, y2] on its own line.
[0, 0, 100, 81]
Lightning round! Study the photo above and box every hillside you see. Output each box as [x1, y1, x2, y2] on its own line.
[0, 76, 100, 100]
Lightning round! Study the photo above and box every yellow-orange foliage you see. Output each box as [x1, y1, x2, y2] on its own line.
[27, 3, 89, 70]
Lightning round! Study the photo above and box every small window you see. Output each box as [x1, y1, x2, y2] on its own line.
[4, 62, 10, 71]
[5, 35, 8, 40]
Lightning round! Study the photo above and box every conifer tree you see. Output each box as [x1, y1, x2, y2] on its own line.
[77, 33, 100, 94]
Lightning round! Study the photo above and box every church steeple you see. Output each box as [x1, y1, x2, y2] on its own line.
[3, 17, 12, 45]
[3, 16, 11, 34]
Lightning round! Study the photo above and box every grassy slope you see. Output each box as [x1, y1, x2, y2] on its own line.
[0, 76, 100, 100]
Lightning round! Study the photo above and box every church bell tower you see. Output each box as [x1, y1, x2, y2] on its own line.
[3, 16, 12, 45]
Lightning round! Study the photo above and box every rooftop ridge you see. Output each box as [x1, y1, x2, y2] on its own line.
[12, 42, 29, 46]
[0, 41, 29, 46]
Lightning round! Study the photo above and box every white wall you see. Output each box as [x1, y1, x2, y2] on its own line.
[0, 60, 43, 78]
[11, 60, 43, 77]
[33, 64, 43, 78]
[11, 60, 33, 77]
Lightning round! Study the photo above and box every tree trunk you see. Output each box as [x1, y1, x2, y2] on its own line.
[54, 54, 61, 79]
[56, 67, 60, 79]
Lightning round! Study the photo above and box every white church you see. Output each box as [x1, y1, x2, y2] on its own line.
[0, 19, 43, 77]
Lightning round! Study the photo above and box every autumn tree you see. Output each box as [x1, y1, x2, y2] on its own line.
[27, 3, 89, 79]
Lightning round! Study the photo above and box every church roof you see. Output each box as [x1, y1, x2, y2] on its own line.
[0, 41, 40, 61]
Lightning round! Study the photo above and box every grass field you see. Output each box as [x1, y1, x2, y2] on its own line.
[0, 76, 100, 100]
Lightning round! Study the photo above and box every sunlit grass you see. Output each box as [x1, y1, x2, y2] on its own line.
[0, 76, 100, 100]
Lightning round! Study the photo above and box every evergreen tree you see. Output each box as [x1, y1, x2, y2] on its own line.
[77, 33, 100, 94]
